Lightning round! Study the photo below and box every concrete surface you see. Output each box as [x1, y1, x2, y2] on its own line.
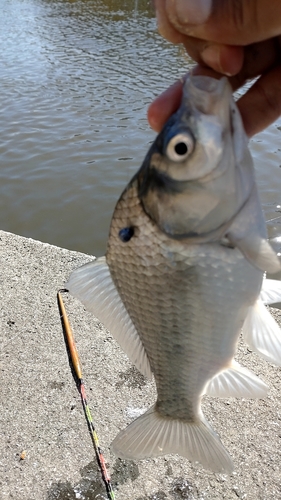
[0, 229, 280, 500]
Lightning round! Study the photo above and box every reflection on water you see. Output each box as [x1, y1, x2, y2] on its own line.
[0, 0, 280, 256]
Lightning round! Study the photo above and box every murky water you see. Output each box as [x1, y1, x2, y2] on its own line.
[1, 0, 281, 257]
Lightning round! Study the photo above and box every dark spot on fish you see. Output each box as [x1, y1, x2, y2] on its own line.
[118, 226, 134, 242]
[115, 367, 147, 389]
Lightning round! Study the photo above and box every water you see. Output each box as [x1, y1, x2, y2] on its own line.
[0, 0, 281, 257]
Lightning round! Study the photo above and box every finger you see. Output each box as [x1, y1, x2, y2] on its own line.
[195, 64, 281, 138]
[223, 39, 280, 96]
[222, 38, 279, 93]
[147, 79, 183, 132]
[155, 0, 244, 75]
[237, 65, 281, 137]
[163, 34, 276, 79]
[155, 0, 223, 69]
[156, 22, 245, 77]
[163, 0, 281, 45]
[199, 43, 244, 76]
[155, 0, 187, 43]
[148, 63, 281, 136]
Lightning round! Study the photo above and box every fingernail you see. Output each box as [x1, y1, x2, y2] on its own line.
[202, 45, 223, 73]
[202, 45, 240, 76]
[175, 0, 212, 25]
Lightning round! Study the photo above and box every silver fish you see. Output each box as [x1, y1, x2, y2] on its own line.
[66, 76, 281, 473]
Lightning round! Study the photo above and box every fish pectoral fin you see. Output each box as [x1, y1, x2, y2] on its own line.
[225, 184, 280, 273]
[243, 299, 281, 366]
[205, 361, 268, 399]
[111, 405, 233, 473]
[227, 232, 281, 274]
[260, 278, 281, 305]
[65, 257, 152, 379]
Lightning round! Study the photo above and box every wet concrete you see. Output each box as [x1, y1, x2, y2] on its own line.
[0, 230, 280, 499]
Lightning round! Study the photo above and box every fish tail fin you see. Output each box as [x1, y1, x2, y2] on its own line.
[111, 405, 233, 473]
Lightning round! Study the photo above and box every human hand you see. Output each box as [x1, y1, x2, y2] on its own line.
[148, 0, 281, 137]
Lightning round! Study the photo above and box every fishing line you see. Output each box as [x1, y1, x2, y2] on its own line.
[57, 290, 115, 500]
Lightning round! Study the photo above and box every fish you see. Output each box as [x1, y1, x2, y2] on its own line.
[66, 75, 281, 473]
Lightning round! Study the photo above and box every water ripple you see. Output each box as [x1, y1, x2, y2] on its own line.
[0, 0, 280, 254]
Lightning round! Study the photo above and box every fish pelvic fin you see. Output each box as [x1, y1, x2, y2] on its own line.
[111, 405, 234, 474]
[243, 299, 281, 366]
[260, 278, 281, 305]
[66, 257, 152, 379]
[205, 361, 268, 398]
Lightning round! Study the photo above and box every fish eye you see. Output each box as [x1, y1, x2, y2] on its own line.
[166, 133, 194, 162]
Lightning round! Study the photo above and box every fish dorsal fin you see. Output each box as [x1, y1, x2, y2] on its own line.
[66, 257, 152, 379]
[205, 361, 268, 398]
[226, 186, 281, 274]
[260, 278, 281, 305]
[243, 299, 281, 366]
[111, 405, 233, 473]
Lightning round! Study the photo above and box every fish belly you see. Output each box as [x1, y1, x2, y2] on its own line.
[106, 182, 263, 421]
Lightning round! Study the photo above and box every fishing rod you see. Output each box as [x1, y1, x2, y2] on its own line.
[57, 290, 115, 500]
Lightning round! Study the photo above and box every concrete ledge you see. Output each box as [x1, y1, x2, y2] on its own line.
[0, 229, 280, 499]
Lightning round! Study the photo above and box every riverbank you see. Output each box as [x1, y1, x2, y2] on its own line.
[0, 229, 280, 500]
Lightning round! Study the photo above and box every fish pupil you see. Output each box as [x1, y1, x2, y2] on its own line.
[118, 227, 134, 242]
[175, 142, 188, 156]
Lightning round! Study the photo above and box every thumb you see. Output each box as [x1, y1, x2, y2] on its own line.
[162, 0, 281, 45]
